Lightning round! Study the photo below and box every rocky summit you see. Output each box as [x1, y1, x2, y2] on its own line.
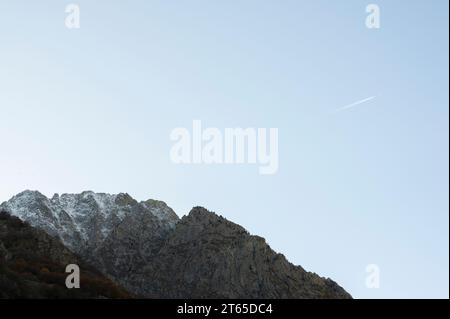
[0, 190, 351, 299]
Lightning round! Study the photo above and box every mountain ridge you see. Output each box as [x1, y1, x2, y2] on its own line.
[1, 190, 351, 299]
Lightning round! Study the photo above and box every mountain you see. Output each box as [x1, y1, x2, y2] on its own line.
[0, 211, 130, 298]
[0, 190, 178, 254]
[129, 207, 351, 298]
[1, 190, 351, 299]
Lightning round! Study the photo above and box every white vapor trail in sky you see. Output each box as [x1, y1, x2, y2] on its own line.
[332, 96, 376, 114]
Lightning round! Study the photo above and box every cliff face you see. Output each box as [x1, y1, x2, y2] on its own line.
[130, 207, 351, 299]
[1, 191, 351, 299]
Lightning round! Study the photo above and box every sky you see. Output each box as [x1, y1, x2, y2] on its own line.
[0, 0, 448, 298]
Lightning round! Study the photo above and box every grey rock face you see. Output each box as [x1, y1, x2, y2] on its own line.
[91, 204, 175, 292]
[1, 191, 351, 299]
[0, 190, 179, 292]
[130, 207, 351, 298]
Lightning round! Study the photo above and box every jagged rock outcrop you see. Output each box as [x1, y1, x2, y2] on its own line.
[0, 211, 130, 298]
[129, 207, 350, 298]
[1, 191, 351, 299]
[0, 190, 178, 292]
[1, 191, 178, 253]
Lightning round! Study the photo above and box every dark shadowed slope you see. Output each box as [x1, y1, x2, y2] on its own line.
[0, 211, 130, 299]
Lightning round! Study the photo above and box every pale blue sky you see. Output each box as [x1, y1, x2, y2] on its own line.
[0, 0, 448, 298]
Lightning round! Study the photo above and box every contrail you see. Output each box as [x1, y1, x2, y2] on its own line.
[332, 96, 376, 114]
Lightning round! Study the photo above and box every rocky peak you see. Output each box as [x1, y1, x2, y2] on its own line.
[128, 206, 351, 298]
[0, 190, 180, 254]
[141, 199, 179, 225]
